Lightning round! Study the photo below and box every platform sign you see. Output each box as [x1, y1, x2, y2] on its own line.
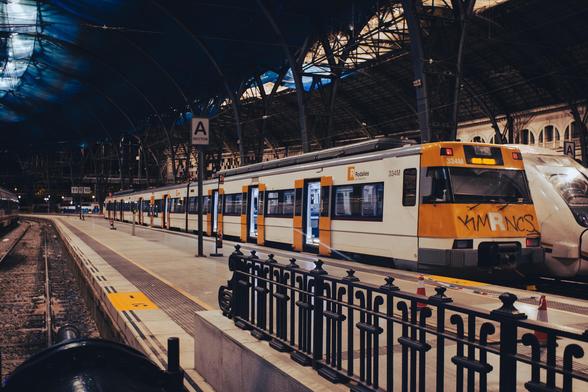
[71, 186, 92, 195]
[564, 141, 576, 159]
[191, 117, 209, 146]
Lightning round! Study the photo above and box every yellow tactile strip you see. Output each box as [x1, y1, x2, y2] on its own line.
[108, 292, 158, 311]
[426, 275, 488, 287]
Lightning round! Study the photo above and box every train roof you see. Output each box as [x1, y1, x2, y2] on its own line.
[112, 182, 193, 197]
[218, 137, 416, 178]
[512, 144, 562, 156]
[0, 186, 18, 202]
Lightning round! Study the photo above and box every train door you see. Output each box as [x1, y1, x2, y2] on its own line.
[248, 186, 259, 242]
[211, 190, 219, 234]
[161, 195, 168, 228]
[149, 196, 155, 227]
[120, 199, 124, 221]
[304, 180, 321, 250]
[138, 198, 143, 225]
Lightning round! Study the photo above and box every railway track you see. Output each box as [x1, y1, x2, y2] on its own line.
[0, 222, 29, 264]
[525, 276, 588, 300]
[0, 220, 99, 381]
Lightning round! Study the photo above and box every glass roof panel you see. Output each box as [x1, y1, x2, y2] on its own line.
[0, 0, 38, 98]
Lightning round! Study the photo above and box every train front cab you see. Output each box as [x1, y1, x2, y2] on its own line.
[520, 149, 588, 278]
[417, 142, 543, 274]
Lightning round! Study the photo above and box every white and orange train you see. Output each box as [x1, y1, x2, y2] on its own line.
[105, 139, 544, 275]
[0, 187, 19, 228]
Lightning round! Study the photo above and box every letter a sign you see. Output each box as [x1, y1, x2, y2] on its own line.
[191, 118, 209, 146]
[564, 141, 576, 159]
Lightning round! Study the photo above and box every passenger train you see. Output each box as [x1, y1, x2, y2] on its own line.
[105, 139, 544, 275]
[517, 145, 588, 278]
[0, 187, 19, 228]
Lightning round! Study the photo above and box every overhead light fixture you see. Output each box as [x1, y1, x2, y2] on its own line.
[0, 0, 38, 98]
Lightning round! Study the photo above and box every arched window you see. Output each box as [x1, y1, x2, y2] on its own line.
[540, 125, 560, 147]
[565, 121, 580, 140]
[472, 136, 485, 143]
[519, 129, 533, 145]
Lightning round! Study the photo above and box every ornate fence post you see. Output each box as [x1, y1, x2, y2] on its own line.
[490, 293, 527, 392]
[311, 260, 327, 370]
[218, 244, 245, 318]
[429, 287, 452, 392]
[231, 245, 252, 330]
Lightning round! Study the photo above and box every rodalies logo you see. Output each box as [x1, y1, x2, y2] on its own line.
[347, 166, 369, 181]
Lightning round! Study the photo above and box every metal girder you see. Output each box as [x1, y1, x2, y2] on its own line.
[27, 57, 139, 139]
[47, 2, 190, 107]
[32, 33, 174, 137]
[449, 0, 476, 140]
[152, 1, 246, 162]
[257, 0, 310, 152]
[401, 0, 432, 142]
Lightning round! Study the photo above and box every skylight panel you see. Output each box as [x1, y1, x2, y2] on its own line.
[0, 0, 38, 98]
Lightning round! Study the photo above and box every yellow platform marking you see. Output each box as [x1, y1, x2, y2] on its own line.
[75, 221, 214, 311]
[426, 275, 488, 288]
[108, 292, 158, 311]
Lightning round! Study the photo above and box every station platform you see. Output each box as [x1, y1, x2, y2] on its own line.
[36, 214, 588, 391]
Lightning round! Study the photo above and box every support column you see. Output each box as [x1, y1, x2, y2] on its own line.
[570, 104, 588, 166]
[401, 0, 432, 142]
[450, 0, 477, 140]
[257, 0, 310, 152]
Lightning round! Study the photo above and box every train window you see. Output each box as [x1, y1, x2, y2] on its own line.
[223, 193, 242, 216]
[450, 167, 531, 203]
[530, 155, 588, 227]
[402, 168, 417, 206]
[187, 197, 198, 214]
[202, 196, 210, 214]
[266, 189, 295, 217]
[332, 182, 384, 221]
[169, 197, 185, 213]
[422, 167, 451, 203]
[294, 188, 302, 216]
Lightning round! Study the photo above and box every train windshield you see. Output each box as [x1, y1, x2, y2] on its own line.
[422, 167, 532, 204]
[529, 154, 588, 227]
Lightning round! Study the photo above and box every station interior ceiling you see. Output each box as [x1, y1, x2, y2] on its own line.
[0, 0, 587, 203]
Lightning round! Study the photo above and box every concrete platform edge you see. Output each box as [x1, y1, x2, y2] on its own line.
[194, 310, 347, 392]
[47, 217, 215, 392]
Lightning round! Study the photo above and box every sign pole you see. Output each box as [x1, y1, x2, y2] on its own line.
[191, 116, 209, 258]
[197, 145, 204, 257]
[79, 187, 83, 220]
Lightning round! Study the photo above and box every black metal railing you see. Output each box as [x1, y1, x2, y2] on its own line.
[218, 245, 588, 392]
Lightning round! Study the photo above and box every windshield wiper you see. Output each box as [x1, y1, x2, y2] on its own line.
[468, 203, 481, 211]
[498, 202, 510, 211]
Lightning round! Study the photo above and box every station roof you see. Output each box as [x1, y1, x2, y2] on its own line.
[214, 0, 588, 149]
[1, 0, 587, 151]
[0, 0, 377, 147]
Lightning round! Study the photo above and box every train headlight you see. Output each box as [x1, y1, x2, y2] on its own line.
[525, 236, 540, 247]
[452, 239, 473, 249]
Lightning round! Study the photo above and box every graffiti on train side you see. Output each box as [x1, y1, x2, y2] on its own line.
[457, 211, 538, 233]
